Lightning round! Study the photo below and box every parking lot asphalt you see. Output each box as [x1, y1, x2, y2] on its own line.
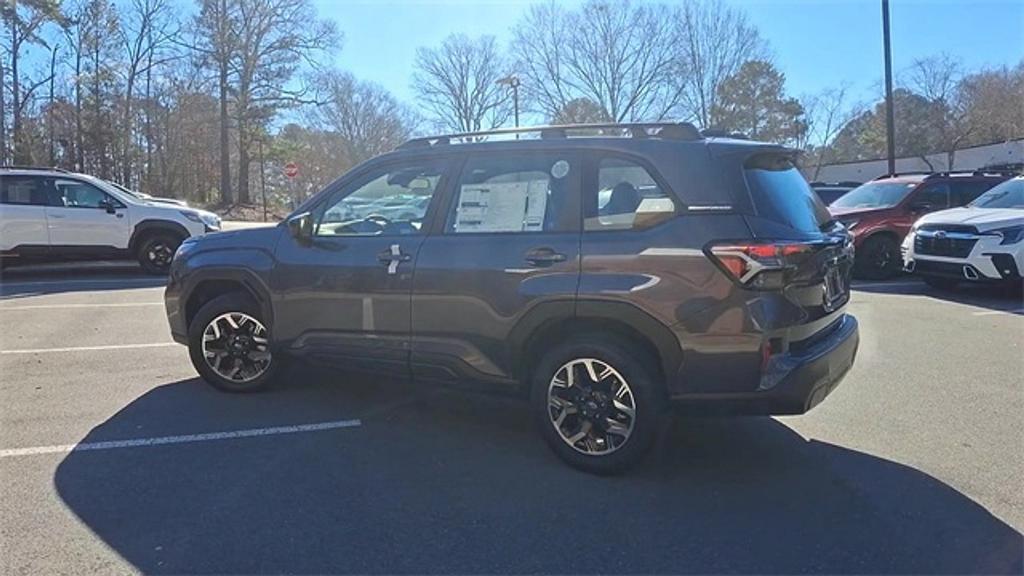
[0, 264, 1022, 574]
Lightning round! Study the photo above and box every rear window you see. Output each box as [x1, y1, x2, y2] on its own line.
[744, 156, 830, 233]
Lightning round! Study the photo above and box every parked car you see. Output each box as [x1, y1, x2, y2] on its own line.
[829, 170, 1013, 279]
[0, 167, 221, 273]
[902, 176, 1023, 289]
[809, 181, 862, 205]
[164, 123, 858, 474]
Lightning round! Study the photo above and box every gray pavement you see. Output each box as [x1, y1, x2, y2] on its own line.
[0, 269, 1022, 574]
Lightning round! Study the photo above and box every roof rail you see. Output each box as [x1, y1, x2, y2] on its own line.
[873, 171, 933, 180]
[398, 122, 702, 149]
[0, 164, 70, 173]
[700, 128, 749, 140]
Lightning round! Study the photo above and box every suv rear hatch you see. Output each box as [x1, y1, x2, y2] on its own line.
[706, 150, 854, 344]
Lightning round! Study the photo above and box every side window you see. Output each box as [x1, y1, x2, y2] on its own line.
[315, 160, 446, 237]
[447, 154, 575, 233]
[915, 183, 950, 209]
[1, 176, 52, 206]
[54, 180, 124, 209]
[585, 157, 675, 231]
[952, 181, 995, 206]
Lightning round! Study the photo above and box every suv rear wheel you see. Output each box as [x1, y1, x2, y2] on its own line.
[188, 292, 278, 392]
[531, 335, 665, 474]
[137, 232, 182, 275]
[855, 235, 901, 280]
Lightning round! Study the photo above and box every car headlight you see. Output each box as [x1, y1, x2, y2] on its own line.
[180, 210, 221, 230]
[200, 212, 222, 230]
[840, 219, 859, 231]
[989, 225, 1024, 245]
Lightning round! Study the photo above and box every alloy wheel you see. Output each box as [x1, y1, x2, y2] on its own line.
[147, 242, 175, 268]
[547, 358, 636, 456]
[200, 312, 271, 383]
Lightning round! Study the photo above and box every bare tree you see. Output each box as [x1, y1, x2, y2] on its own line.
[412, 33, 512, 133]
[673, 0, 766, 128]
[230, 0, 338, 203]
[904, 54, 974, 169]
[310, 70, 415, 165]
[510, 0, 679, 122]
[959, 60, 1024, 144]
[801, 85, 863, 179]
[118, 0, 176, 185]
[192, 0, 237, 203]
[2, 0, 66, 162]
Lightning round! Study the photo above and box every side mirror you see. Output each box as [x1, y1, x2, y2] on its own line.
[286, 212, 314, 243]
[99, 198, 117, 214]
[908, 201, 933, 213]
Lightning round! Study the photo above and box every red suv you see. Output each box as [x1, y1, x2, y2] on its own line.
[829, 171, 1013, 279]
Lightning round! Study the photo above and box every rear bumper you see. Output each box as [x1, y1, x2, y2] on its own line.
[672, 315, 859, 415]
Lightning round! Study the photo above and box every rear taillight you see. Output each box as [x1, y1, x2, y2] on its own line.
[706, 241, 815, 289]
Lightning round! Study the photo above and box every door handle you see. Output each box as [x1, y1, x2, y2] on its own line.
[525, 247, 567, 266]
[377, 244, 411, 275]
[49, 214, 66, 219]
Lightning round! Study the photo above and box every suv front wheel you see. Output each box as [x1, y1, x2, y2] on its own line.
[187, 292, 279, 392]
[531, 335, 665, 474]
[137, 232, 183, 275]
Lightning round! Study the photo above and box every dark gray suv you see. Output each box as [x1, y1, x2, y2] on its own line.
[164, 123, 859, 473]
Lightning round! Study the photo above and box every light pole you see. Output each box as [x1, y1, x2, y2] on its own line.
[882, 0, 896, 175]
[496, 75, 520, 129]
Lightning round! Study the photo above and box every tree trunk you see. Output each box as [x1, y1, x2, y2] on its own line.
[49, 46, 57, 165]
[144, 58, 153, 189]
[122, 72, 135, 185]
[0, 58, 7, 166]
[10, 17, 24, 163]
[74, 46, 83, 170]
[237, 120, 250, 204]
[218, 61, 232, 205]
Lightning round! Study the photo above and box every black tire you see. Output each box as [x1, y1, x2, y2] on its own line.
[923, 276, 958, 291]
[137, 232, 183, 275]
[530, 335, 666, 475]
[855, 235, 901, 280]
[187, 292, 279, 393]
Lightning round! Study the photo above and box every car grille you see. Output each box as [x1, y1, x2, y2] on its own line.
[917, 223, 978, 234]
[914, 229, 978, 258]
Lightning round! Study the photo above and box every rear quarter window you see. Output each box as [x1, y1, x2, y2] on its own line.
[744, 155, 830, 233]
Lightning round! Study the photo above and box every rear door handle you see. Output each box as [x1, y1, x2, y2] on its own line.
[525, 247, 567, 266]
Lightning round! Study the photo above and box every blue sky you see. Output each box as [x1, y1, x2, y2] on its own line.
[315, 0, 1024, 112]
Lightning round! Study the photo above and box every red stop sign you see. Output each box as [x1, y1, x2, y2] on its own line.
[283, 162, 299, 178]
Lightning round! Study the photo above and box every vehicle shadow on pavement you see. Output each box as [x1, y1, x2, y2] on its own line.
[54, 368, 1023, 574]
[855, 279, 1024, 315]
[0, 266, 164, 299]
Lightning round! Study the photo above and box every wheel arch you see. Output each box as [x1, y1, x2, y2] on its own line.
[183, 268, 274, 335]
[512, 299, 681, 398]
[129, 219, 190, 252]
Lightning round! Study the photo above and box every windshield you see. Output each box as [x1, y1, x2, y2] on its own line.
[969, 178, 1024, 208]
[831, 181, 918, 209]
[107, 180, 145, 198]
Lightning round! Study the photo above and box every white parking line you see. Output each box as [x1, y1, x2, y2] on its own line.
[0, 302, 163, 311]
[1, 342, 177, 355]
[0, 419, 362, 459]
[0, 278, 165, 289]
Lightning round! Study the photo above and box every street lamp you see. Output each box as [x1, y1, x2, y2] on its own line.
[496, 75, 520, 129]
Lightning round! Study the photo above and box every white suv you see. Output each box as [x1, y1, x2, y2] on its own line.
[902, 176, 1024, 289]
[0, 168, 221, 274]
